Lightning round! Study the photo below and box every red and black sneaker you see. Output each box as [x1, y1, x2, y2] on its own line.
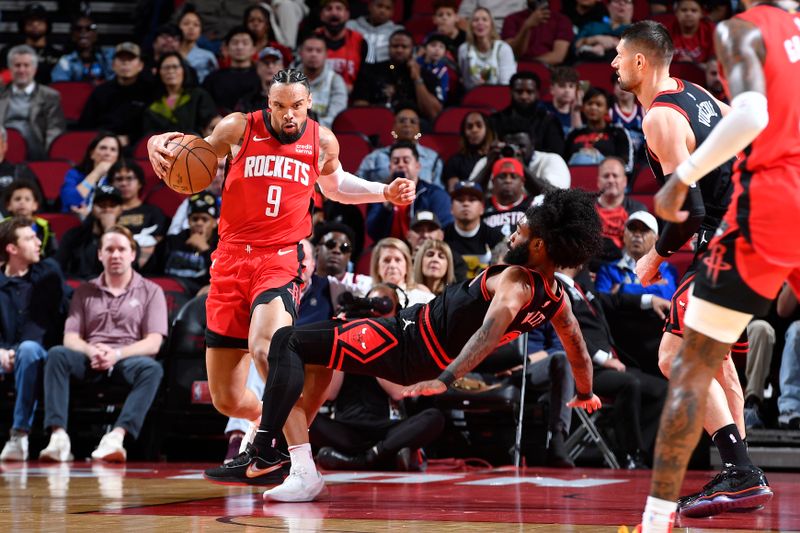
[678, 465, 773, 518]
[204, 443, 290, 486]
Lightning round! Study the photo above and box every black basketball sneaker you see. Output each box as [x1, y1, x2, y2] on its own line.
[204, 443, 290, 486]
[678, 465, 773, 518]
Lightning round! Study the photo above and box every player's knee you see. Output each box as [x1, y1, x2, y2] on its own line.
[658, 349, 675, 378]
[266, 326, 295, 365]
[209, 386, 247, 417]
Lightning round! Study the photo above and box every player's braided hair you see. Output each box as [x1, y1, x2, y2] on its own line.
[272, 68, 311, 91]
[524, 189, 603, 268]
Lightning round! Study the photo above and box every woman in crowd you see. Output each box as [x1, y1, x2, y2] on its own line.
[564, 87, 632, 172]
[442, 111, 495, 191]
[177, 5, 218, 83]
[142, 52, 218, 136]
[413, 239, 455, 296]
[59, 132, 120, 216]
[237, 4, 293, 67]
[370, 238, 433, 307]
[457, 7, 516, 91]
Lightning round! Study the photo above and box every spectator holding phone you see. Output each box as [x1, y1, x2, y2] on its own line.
[502, 0, 574, 65]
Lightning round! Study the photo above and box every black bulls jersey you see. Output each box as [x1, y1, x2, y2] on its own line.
[645, 78, 734, 232]
[412, 265, 566, 369]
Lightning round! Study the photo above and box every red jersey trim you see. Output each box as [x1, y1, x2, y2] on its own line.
[649, 78, 685, 106]
[230, 112, 255, 167]
[650, 102, 691, 124]
[647, 144, 661, 162]
[419, 305, 452, 370]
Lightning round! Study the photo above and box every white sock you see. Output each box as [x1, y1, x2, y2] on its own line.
[288, 443, 316, 473]
[641, 496, 676, 533]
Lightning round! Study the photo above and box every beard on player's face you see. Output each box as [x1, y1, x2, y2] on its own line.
[504, 238, 531, 266]
[276, 127, 304, 143]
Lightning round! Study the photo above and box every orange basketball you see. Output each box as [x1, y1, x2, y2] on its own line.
[164, 134, 218, 195]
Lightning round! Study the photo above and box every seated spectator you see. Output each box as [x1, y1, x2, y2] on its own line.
[314, 222, 372, 300]
[490, 72, 565, 155]
[405, 210, 468, 280]
[79, 43, 156, 148]
[150, 192, 218, 295]
[0, 126, 41, 210]
[0, 45, 66, 161]
[564, 88, 632, 171]
[670, 0, 715, 65]
[557, 266, 668, 468]
[574, 0, 633, 61]
[347, 0, 404, 64]
[596, 211, 678, 300]
[56, 184, 123, 280]
[242, 4, 294, 67]
[51, 15, 114, 84]
[457, 0, 527, 35]
[776, 283, 800, 430]
[0, 217, 68, 462]
[203, 26, 260, 113]
[352, 30, 443, 121]
[543, 67, 583, 138]
[168, 158, 224, 235]
[741, 319, 775, 430]
[417, 34, 452, 105]
[314, 0, 368, 92]
[111, 160, 168, 268]
[443, 182, 504, 279]
[469, 131, 571, 190]
[366, 141, 452, 242]
[357, 105, 443, 185]
[298, 36, 348, 129]
[59, 132, 121, 216]
[143, 24, 183, 78]
[39, 225, 166, 463]
[143, 52, 218, 136]
[610, 77, 645, 166]
[412, 239, 455, 295]
[562, 0, 609, 34]
[481, 158, 539, 238]
[594, 156, 647, 255]
[370, 237, 433, 306]
[503, 0, 574, 65]
[0, 3, 62, 86]
[3, 180, 55, 257]
[458, 8, 517, 91]
[177, 5, 219, 84]
[235, 47, 284, 113]
[432, 0, 466, 58]
[442, 111, 495, 191]
[704, 57, 728, 104]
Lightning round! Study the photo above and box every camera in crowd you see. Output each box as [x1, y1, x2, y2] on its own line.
[338, 290, 397, 318]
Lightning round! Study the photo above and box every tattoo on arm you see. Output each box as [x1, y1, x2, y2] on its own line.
[551, 305, 593, 395]
[715, 18, 766, 96]
[445, 317, 500, 378]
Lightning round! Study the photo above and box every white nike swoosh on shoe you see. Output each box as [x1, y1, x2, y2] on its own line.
[253, 135, 271, 142]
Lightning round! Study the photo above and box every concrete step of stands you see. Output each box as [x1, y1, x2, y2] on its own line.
[710, 429, 800, 470]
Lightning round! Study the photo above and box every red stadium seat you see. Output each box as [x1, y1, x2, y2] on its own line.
[433, 106, 493, 133]
[575, 62, 616, 93]
[517, 61, 552, 96]
[629, 193, 654, 212]
[668, 250, 695, 278]
[336, 132, 372, 173]
[462, 85, 511, 111]
[133, 137, 150, 159]
[633, 0, 651, 21]
[419, 133, 461, 162]
[631, 165, 659, 194]
[27, 160, 72, 203]
[145, 184, 185, 218]
[332, 107, 395, 147]
[569, 165, 599, 191]
[50, 81, 93, 122]
[39, 212, 81, 239]
[48, 131, 98, 163]
[405, 15, 435, 43]
[5, 127, 27, 164]
[412, 0, 435, 14]
[136, 158, 162, 197]
[670, 62, 706, 87]
[356, 245, 373, 276]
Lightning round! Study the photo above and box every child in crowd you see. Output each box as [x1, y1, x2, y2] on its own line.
[416, 33, 451, 103]
[564, 87, 632, 172]
[3, 180, 56, 257]
[670, 0, 715, 64]
[610, 76, 645, 166]
[432, 0, 466, 58]
[543, 66, 584, 138]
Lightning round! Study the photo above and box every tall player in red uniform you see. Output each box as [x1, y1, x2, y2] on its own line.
[638, 2, 800, 531]
[147, 69, 415, 487]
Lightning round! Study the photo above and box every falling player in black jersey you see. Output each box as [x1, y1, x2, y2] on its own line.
[205, 188, 604, 501]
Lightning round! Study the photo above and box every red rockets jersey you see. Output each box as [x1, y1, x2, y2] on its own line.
[220, 110, 320, 246]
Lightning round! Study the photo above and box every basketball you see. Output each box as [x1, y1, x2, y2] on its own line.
[164, 134, 218, 194]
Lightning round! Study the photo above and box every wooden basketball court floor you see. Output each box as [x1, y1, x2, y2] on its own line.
[2, 463, 799, 532]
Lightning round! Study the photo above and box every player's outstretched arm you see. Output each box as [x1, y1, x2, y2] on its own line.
[402, 267, 531, 397]
[551, 297, 602, 412]
[316, 126, 416, 206]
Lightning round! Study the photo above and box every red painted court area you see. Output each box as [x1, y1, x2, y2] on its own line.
[3, 463, 795, 531]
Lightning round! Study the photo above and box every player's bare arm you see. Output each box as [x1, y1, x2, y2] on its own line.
[401, 267, 532, 397]
[316, 126, 416, 206]
[656, 18, 767, 222]
[551, 297, 602, 413]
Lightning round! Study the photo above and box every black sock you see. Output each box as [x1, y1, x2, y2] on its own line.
[712, 423, 753, 468]
[252, 429, 279, 456]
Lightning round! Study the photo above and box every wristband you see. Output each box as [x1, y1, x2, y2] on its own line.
[81, 179, 95, 191]
[438, 370, 456, 387]
[576, 390, 594, 401]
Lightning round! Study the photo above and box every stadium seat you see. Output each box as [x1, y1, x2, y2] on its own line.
[27, 160, 72, 205]
[433, 106, 493, 134]
[336, 132, 372, 173]
[419, 133, 461, 162]
[629, 193, 654, 212]
[48, 131, 98, 163]
[412, 0, 435, 14]
[670, 62, 706, 87]
[568, 165, 599, 191]
[668, 250, 695, 278]
[50, 81, 93, 123]
[575, 62, 616, 93]
[133, 137, 150, 159]
[631, 165, 660, 194]
[39, 212, 81, 239]
[356, 245, 373, 276]
[135, 158, 162, 197]
[147, 276, 191, 324]
[5, 127, 27, 163]
[333, 107, 395, 147]
[405, 14, 435, 43]
[462, 85, 511, 110]
[633, 0, 650, 21]
[517, 61, 552, 96]
[145, 183, 185, 218]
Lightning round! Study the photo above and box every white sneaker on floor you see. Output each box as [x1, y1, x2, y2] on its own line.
[91, 432, 127, 463]
[262, 467, 326, 502]
[1, 434, 29, 461]
[238, 416, 262, 455]
[39, 432, 73, 462]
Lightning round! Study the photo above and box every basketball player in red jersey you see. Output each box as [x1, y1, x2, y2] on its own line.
[612, 20, 767, 520]
[635, 2, 800, 531]
[147, 69, 415, 487]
